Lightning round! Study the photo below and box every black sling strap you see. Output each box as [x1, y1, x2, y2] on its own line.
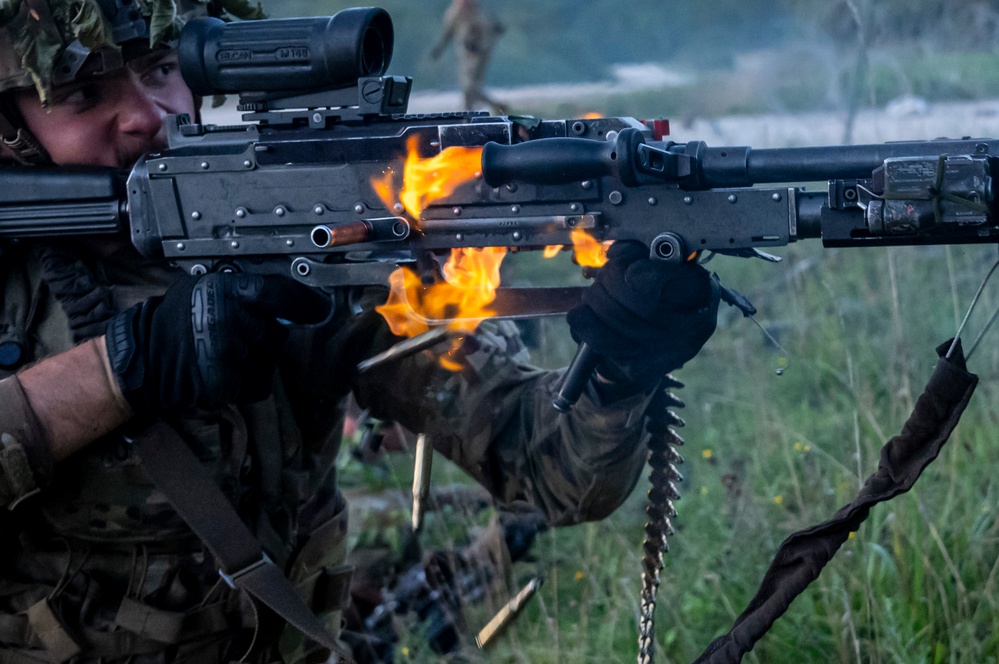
[692, 339, 979, 664]
[135, 421, 354, 664]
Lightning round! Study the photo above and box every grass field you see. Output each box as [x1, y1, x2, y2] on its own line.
[344, 240, 999, 663]
[525, 243, 997, 664]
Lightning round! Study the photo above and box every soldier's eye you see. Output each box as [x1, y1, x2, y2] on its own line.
[141, 55, 180, 87]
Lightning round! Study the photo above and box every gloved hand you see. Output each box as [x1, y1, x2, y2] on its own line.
[105, 273, 330, 416]
[566, 241, 720, 392]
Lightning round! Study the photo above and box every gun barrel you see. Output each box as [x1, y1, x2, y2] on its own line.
[484, 132, 999, 192]
[699, 139, 999, 187]
[0, 168, 126, 237]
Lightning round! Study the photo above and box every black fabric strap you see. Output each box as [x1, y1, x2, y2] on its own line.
[33, 243, 115, 343]
[135, 421, 354, 664]
[692, 340, 979, 664]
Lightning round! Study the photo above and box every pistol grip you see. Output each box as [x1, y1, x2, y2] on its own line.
[552, 342, 600, 413]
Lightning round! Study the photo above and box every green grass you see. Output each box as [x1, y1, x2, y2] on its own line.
[864, 51, 999, 105]
[509, 49, 999, 123]
[343, 242, 999, 663]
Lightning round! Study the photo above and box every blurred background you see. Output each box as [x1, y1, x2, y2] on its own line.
[266, 0, 999, 143]
[232, 2, 999, 662]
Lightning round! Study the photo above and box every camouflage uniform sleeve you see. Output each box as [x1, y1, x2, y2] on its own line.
[0, 374, 53, 508]
[351, 306, 650, 527]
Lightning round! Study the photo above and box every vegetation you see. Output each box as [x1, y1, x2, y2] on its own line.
[272, 0, 794, 87]
[342, 242, 999, 663]
[269, 2, 999, 662]
[271, 0, 999, 119]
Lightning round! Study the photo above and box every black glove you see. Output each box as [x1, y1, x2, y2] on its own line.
[105, 273, 330, 416]
[566, 241, 720, 392]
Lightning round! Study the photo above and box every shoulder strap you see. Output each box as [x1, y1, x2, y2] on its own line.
[32, 243, 115, 343]
[134, 421, 355, 664]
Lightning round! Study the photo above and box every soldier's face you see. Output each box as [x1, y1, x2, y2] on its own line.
[13, 49, 194, 168]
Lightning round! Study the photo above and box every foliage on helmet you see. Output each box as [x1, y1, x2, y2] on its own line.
[218, 0, 265, 21]
[0, 0, 265, 104]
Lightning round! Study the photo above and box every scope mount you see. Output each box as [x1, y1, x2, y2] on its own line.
[236, 76, 413, 127]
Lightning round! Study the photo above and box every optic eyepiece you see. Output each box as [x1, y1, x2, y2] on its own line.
[179, 8, 394, 96]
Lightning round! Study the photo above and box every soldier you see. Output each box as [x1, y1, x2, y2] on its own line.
[430, 0, 508, 114]
[0, 1, 719, 662]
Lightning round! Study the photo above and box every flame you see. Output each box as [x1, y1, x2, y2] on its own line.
[371, 136, 501, 369]
[372, 135, 483, 221]
[543, 225, 613, 263]
[377, 245, 508, 333]
[570, 228, 612, 267]
[370, 138, 613, 372]
[371, 168, 397, 211]
[581, 112, 603, 119]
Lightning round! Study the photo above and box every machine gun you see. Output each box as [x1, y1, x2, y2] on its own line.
[1, 9, 996, 290]
[1, 8, 996, 663]
[4, 8, 994, 404]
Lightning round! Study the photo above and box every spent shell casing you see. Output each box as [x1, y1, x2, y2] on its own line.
[411, 433, 433, 531]
[475, 577, 543, 649]
[357, 327, 451, 373]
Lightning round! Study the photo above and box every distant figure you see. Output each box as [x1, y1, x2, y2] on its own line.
[430, 0, 507, 114]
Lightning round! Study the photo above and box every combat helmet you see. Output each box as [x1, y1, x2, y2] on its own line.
[0, 0, 266, 164]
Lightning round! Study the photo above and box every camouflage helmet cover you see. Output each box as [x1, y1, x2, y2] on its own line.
[0, 0, 266, 103]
